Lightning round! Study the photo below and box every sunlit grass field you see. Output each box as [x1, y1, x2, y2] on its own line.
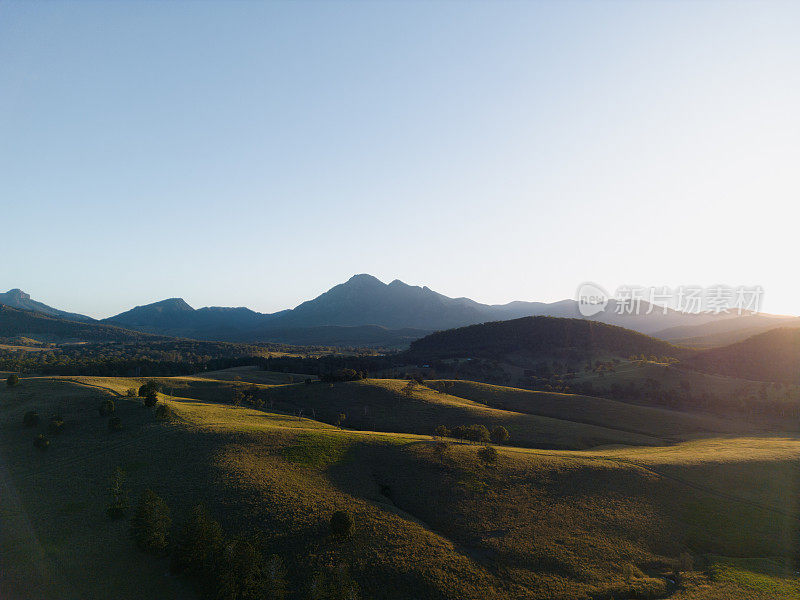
[1, 372, 799, 599]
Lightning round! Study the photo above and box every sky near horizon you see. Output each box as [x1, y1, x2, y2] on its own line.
[1, 1, 799, 319]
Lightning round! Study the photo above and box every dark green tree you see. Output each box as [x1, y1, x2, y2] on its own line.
[99, 399, 115, 416]
[107, 467, 129, 519]
[171, 504, 224, 574]
[144, 388, 159, 407]
[490, 426, 510, 444]
[330, 511, 352, 539]
[130, 489, 171, 553]
[6, 373, 19, 387]
[23, 410, 39, 427]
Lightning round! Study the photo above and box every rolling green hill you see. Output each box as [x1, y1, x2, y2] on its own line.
[1, 374, 798, 599]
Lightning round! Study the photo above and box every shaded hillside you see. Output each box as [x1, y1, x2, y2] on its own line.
[405, 316, 687, 362]
[0, 289, 93, 322]
[654, 314, 800, 348]
[0, 306, 158, 343]
[687, 327, 800, 384]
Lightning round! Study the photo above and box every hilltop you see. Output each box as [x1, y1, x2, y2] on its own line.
[404, 316, 686, 363]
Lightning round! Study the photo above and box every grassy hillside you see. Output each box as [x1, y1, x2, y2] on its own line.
[427, 379, 752, 440]
[2, 374, 799, 599]
[405, 316, 688, 363]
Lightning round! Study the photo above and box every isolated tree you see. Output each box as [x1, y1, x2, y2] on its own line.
[335, 413, 347, 428]
[130, 489, 171, 553]
[143, 388, 159, 408]
[478, 445, 498, 464]
[23, 410, 39, 427]
[171, 504, 224, 574]
[6, 373, 19, 387]
[138, 380, 160, 398]
[125, 388, 138, 398]
[330, 510, 352, 539]
[435, 425, 450, 439]
[99, 399, 115, 416]
[107, 467, 129, 519]
[490, 426, 510, 444]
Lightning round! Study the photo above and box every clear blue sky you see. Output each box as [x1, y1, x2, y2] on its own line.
[1, 1, 798, 318]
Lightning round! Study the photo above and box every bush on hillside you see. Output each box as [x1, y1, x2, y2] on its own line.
[48, 416, 65, 435]
[125, 387, 138, 398]
[330, 510, 352, 539]
[478, 445, 498, 464]
[6, 373, 19, 387]
[155, 404, 172, 420]
[143, 388, 158, 408]
[213, 538, 276, 600]
[171, 504, 224, 574]
[106, 467, 129, 519]
[130, 489, 171, 554]
[33, 433, 50, 449]
[319, 369, 364, 383]
[23, 410, 39, 427]
[138, 380, 160, 398]
[99, 399, 115, 416]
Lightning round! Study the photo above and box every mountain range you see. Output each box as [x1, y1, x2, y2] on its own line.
[2, 274, 797, 347]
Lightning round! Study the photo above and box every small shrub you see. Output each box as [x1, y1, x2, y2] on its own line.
[330, 510, 352, 539]
[33, 433, 50, 449]
[6, 373, 19, 387]
[130, 489, 171, 554]
[155, 404, 172, 420]
[98, 399, 115, 416]
[108, 416, 122, 431]
[125, 388, 138, 398]
[477, 445, 498, 464]
[23, 410, 39, 427]
[143, 388, 158, 408]
[48, 416, 65, 435]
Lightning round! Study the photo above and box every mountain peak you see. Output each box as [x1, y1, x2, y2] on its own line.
[344, 274, 385, 286]
[4, 288, 30, 301]
[146, 298, 194, 311]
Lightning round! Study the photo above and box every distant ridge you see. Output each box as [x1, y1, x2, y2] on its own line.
[0, 289, 93, 323]
[5, 276, 791, 348]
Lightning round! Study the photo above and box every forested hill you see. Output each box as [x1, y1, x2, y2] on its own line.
[0, 305, 160, 343]
[686, 327, 800, 384]
[404, 316, 686, 361]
